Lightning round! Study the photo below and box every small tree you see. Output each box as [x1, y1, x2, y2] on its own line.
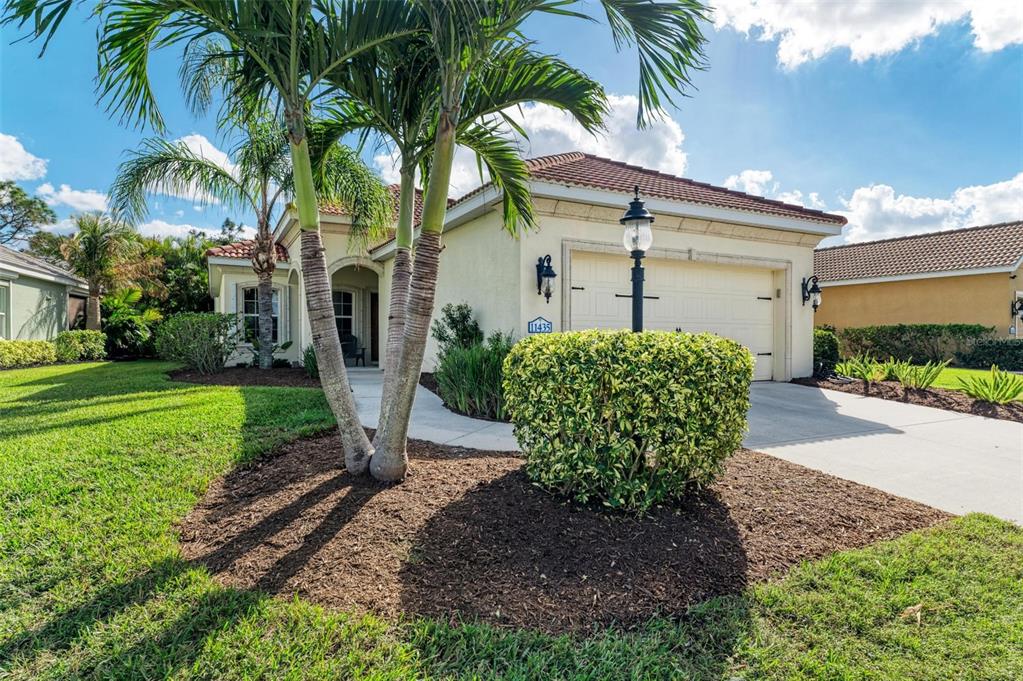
[0, 180, 56, 245]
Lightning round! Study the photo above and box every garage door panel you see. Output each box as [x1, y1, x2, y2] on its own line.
[571, 252, 776, 381]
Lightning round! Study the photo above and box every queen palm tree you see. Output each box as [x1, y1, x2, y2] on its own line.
[59, 212, 150, 330]
[110, 119, 390, 369]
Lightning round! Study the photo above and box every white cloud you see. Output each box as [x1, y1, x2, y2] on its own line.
[776, 189, 826, 209]
[713, 0, 1023, 69]
[36, 182, 109, 212]
[373, 94, 689, 199]
[831, 172, 1023, 244]
[145, 134, 237, 204]
[723, 169, 776, 196]
[0, 133, 47, 181]
[138, 219, 255, 240]
[39, 217, 77, 235]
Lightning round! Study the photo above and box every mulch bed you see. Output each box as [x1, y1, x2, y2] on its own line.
[178, 431, 949, 634]
[794, 376, 1023, 423]
[169, 366, 322, 388]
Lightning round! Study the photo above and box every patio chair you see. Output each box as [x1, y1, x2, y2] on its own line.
[341, 333, 367, 367]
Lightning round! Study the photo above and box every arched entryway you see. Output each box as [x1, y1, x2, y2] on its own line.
[327, 256, 381, 366]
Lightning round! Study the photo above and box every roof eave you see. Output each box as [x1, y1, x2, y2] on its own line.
[818, 263, 1020, 287]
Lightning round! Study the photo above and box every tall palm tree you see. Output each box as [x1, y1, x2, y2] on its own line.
[365, 0, 708, 479]
[110, 120, 390, 369]
[3, 0, 419, 475]
[59, 212, 149, 330]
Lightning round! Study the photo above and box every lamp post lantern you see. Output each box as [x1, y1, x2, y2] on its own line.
[620, 186, 655, 332]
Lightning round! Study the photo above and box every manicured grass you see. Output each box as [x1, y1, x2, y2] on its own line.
[1, 362, 1021, 679]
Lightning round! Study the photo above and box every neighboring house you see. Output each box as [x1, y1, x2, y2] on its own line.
[207, 152, 846, 380]
[814, 221, 1023, 337]
[0, 245, 88, 340]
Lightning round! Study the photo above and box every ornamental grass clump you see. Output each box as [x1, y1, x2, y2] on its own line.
[957, 366, 1023, 404]
[503, 330, 753, 513]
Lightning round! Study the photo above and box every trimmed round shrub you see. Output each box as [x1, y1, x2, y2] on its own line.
[813, 328, 839, 377]
[155, 313, 239, 375]
[956, 338, 1023, 371]
[0, 339, 57, 368]
[54, 330, 107, 362]
[503, 330, 753, 512]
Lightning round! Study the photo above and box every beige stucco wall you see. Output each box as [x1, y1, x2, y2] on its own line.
[815, 268, 1021, 337]
[1, 275, 69, 340]
[210, 265, 301, 365]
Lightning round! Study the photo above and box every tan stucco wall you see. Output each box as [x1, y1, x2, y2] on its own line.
[815, 269, 1020, 336]
[211, 266, 301, 365]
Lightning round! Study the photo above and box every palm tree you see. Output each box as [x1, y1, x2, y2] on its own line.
[362, 1, 708, 479]
[59, 213, 149, 330]
[110, 120, 390, 369]
[3, 0, 418, 475]
[322, 35, 609, 478]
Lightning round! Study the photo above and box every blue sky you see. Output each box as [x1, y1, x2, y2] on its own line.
[1, 2, 1021, 244]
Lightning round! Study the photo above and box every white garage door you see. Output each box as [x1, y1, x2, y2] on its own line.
[570, 252, 776, 380]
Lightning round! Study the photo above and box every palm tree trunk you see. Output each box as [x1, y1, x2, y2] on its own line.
[256, 272, 274, 369]
[86, 285, 101, 331]
[288, 124, 373, 475]
[375, 166, 415, 440]
[372, 110, 458, 481]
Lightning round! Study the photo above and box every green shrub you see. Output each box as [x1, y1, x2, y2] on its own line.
[54, 330, 107, 362]
[835, 354, 887, 386]
[436, 331, 514, 420]
[893, 360, 949, 390]
[957, 366, 1023, 404]
[431, 302, 483, 356]
[839, 324, 993, 363]
[302, 345, 319, 379]
[956, 338, 1023, 371]
[155, 313, 239, 375]
[503, 330, 753, 513]
[0, 339, 57, 368]
[813, 328, 839, 376]
[102, 288, 162, 359]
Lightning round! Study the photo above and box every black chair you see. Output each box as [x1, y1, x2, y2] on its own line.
[340, 333, 367, 367]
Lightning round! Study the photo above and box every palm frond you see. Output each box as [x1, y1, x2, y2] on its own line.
[457, 122, 535, 235]
[310, 142, 394, 252]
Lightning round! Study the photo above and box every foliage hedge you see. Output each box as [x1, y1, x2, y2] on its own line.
[155, 313, 239, 375]
[436, 332, 513, 420]
[838, 324, 992, 363]
[503, 330, 753, 512]
[956, 338, 1023, 371]
[54, 330, 107, 362]
[0, 339, 57, 368]
[813, 328, 839, 376]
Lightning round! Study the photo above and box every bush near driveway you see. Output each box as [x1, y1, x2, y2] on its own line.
[0, 339, 57, 368]
[155, 312, 240, 374]
[956, 338, 1023, 371]
[813, 327, 839, 376]
[504, 330, 753, 512]
[839, 323, 992, 363]
[54, 330, 107, 362]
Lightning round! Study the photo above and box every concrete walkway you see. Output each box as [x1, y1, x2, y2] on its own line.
[350, 370, 1022, 523]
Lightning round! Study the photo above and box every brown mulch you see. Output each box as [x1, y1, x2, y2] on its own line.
[178, 431, 949, 634]
[169, 366, 322, 388]
[794, 376, 1023, 423]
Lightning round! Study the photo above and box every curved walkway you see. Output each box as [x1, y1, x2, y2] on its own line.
[350, 370, 1022, 523]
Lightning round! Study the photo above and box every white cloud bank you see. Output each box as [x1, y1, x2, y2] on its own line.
[0, 133, 48, 181]
[36, 182, 108, 212]
[836, 172, 1023, 243]
[374, 94, 689, 198]
[713, 0, 1023, 69]
[138, 219, 255, 240]
[722, 168, 826, 209]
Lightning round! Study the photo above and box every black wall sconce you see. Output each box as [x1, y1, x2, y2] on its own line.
[536, 255, 557, 303]
[1012, 299, 1023, 318]
[801, 275, 822, 312]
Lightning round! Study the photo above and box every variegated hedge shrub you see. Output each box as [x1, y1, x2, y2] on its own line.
[503, 330, 753, 512]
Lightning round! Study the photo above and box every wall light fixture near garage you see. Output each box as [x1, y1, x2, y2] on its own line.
[536, 254, 557, 304]
[801, 275, 822, 312]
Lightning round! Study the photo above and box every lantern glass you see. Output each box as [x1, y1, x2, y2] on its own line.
[812, 290, 822, 310]
[622, 219, 653, 253]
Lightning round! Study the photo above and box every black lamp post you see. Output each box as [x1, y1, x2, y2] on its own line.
[620, 186, 655, 332]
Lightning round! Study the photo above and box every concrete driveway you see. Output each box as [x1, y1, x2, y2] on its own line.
[351, 370, 1022, 523]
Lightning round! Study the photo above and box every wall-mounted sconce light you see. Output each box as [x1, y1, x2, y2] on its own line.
[1012, 298, 1023, 319]
[801, 275, 822, 312]
[536, 255, 557, 304]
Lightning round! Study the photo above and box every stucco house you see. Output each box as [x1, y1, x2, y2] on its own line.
[0, 245, 88, 340]
[207, 152, 847, 381]
[813, 221, 1023, 337]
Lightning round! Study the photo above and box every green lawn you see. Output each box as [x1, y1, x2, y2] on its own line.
[1, 362, 1021, 679]
[932, 366, 1020, 397]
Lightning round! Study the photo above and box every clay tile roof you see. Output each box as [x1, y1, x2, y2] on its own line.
[814, 220, 1023, 282]
[206, 240, 289, 262]
[515, 152, 846, 225]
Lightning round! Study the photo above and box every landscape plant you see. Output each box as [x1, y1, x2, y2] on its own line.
[957, 366, 1023, 404]
[430, 302, 484, 357]
[838, 323, 993, 363]
[0, 339, 56, 368]
[155, 312, 240, 375]
[956, 338, 1023, 371]
[812, 327, 839, 376]
[0, 179, 56, 245]
[892, 359, 950, 391]
[303, 344, 319, 379]
[504, 330, 752, 512]
[101, 287, 162, 358]
[53, 329, 106, 362]
[435, 331, 514, 420]
[835, 354, 887, 390]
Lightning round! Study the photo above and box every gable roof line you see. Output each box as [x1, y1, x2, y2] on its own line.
[816, 220, 1023, 252]
[0, 244, 86, 287]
